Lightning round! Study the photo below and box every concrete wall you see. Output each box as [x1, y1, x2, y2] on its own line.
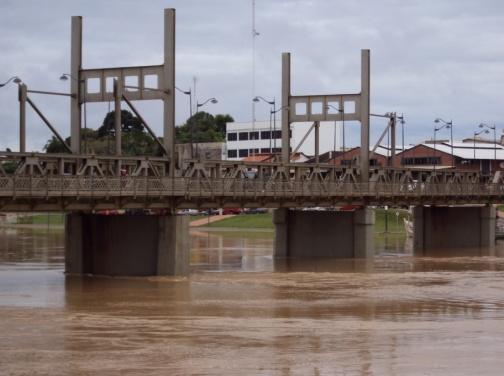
[413, 205, 495, 254]
[273, 208, 375, 258]
[65, 214, 189, 276]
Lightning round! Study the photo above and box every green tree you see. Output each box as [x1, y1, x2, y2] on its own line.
[97, 110, 144, 137]
[44, 129, 99, 153]
[44, 136, 70, 153]
[214, 114, 234, 138]
[43, 110, 161, 156]
[176, 111, 234, 143]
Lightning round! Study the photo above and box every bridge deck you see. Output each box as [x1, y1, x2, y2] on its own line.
[1, 152, 503, 211]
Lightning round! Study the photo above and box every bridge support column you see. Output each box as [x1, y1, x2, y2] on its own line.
[413, 205, 495, 255]
[273, 208, 375, 258]
[65, 213, 189, 276]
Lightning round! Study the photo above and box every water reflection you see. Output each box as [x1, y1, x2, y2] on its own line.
[191, 229, 274, 272]
[1, 227, 504, 375]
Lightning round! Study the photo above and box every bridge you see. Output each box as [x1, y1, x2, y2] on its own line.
[0, 9, 500, 276]
[1, 152, 504, 211]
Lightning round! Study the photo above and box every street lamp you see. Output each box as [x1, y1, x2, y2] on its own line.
[0, 76, 22, 87]
[175, 86, 192, 118]
[479, 123, 497, 165]
[474, 128, 490, 160]
[253, 96, 275, 152]
[194, 97, 218, 158]
[175, 86, 194, 157]
[434, 118, 453, 169]
[196, 97, 218, 113]
[59, 73, 85, 96]
[325, 103, 345, 163]
[398, 114, 405, 150]
[59, 73, 83, 83]
[60, 73, 87, 152]
[270, 106, 287, 152]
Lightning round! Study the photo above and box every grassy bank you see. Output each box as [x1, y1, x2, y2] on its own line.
[11, 213, 65, 226]
[203, 208, 409, 233]
[206, 213, 274, 229]
[374, 208, 409, 233]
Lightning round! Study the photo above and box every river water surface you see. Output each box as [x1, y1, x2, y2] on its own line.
[1, 227, 504, 375]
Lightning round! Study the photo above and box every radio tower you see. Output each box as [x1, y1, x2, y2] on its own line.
[252, 0, 259, 139]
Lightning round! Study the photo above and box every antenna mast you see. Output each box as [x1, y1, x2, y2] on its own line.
[252, 0, 259, 136]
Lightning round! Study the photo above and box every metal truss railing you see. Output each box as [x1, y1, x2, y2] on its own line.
[1, 152, 503, 207]
[0, 176, 502, 200]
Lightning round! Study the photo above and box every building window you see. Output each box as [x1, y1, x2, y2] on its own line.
[402, 157, 441, 165]
[239, 149, 249, 158]
[227, 149, 237, 158]
[273, 130, 282, 139]
[341, 159, 352, 166]
[261, 131, 271, 139]
[272, 148, 281, 153]
[239, 132, 249, 141]
[261, 148, 271, 153]
[250, 131, 259, 140]
[249, 148, 259, 154]
[370, 159, 379, 166]
[227, 132, 237, 141]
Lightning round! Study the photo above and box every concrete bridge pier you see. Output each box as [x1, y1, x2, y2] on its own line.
[65, 213, 189, 276]
[413, 205, 495, 255]
[273, 208, 375, 258]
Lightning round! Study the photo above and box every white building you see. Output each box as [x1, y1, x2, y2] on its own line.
[225, 120, 343, 160]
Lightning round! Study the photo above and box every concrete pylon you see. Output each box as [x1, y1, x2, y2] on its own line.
[412, 205, 496, 255]
[65, 213, 189, 276]
[273, 208, 375, 258]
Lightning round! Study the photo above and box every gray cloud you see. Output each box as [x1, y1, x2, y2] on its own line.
[1, 0, 503, 151]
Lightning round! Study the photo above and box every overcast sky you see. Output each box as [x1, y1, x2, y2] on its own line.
[1, 0, 504, 152]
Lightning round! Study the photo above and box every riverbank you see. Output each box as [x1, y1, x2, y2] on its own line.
[194, 208, 410, 233]
[0, 209, 411, 233]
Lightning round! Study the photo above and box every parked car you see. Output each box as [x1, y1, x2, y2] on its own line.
[199, 208, 219, 216]
[178, 209, 199, 216]
[244, 208, 267, 214]
[222, 208, 241, 215]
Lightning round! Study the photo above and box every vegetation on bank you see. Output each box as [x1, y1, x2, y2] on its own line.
[12, 213, 65, 225]
[200, 208, 410, 233]
[206, 213, 274, 229]
[43, 110, 234, 154]
[374, 208, 410, 233]
[3, 208, 410, 233]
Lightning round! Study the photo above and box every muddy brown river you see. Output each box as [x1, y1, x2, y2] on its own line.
[1, 227, 504, 375]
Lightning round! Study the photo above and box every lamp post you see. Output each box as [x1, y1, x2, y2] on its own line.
[253, 96, 275, 152]
[434, 118, 453, 168]
[175, 86, 192, 118]
[0, 76, 22, 87]
[270, 106, 286, 154]
[176, 86, 193, 157]
[325, 104, 345, 163]
[194, 97, 218, 158]
[398, 114, 405, 150]
[196, 97, 218, 113]
[474, 128, 489, 161]
[1, 76, 23, 152]
[479, 123, 497, 169]
[60, 73, 87, 153]
[396, 114, 406, 165]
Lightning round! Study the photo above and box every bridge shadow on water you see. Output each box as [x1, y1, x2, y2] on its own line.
[189, 228, 504, 274]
